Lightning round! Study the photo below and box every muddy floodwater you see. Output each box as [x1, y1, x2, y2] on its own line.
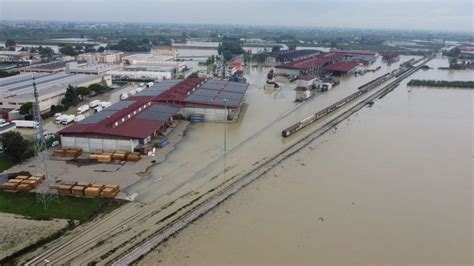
[139, 57, 473, 265]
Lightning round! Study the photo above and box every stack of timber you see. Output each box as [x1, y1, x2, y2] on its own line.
[1, 173, 46, 192]
[54, 148, 83, 158]
[127, 152, 141, 162]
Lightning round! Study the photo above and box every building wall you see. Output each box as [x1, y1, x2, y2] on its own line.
[274, 68, 300, 76]
[61, 135, 139, 152]
[181, 107, 228, 122]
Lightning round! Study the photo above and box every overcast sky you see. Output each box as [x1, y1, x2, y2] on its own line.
[0, 0, 472, 32]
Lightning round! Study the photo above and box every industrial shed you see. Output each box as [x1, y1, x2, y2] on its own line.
[59, 78, 249, 152]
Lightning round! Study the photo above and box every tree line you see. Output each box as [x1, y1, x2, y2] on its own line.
[407, 79, 474, 89]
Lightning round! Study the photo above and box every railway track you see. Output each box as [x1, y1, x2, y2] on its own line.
[111, 56, 433, 265]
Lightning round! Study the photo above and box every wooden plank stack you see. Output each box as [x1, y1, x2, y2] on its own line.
[1, 173, 46, 192]
[47, 181, 120, 199]
[126, 152, 141, 162]
[54, 148, 83, 158]
[89, 150, 130, 163]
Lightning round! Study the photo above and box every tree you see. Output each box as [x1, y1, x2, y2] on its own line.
[88, 83, 108, 94]
[288, 43, 297, 50]
[38, 46, 54, 58]
[59, 44, 78, 56]
[97, 46, 105, 53]
[50, 104, 66, 115]
[19, 102, 33, 119]
[61, 85, 79, 108]
[1, 131, 31, 163]
[271, 46, 281, 52]
[76, 86, 91, 99]
[5, 39, 16, 48]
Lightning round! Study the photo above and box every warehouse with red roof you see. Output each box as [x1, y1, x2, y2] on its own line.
[59, 78, 249, 152]
[322, 61, 361, 74]
[274, 52, 343, 76]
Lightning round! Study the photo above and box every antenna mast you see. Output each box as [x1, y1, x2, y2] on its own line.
[32, 73, 58, 207]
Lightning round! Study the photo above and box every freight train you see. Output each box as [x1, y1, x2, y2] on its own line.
[281, 56, 432, 137]
[281, 59, 424, 137]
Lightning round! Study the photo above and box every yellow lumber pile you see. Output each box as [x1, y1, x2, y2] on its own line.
[57, 185, 73, 195]
[15, 175, 29, 180]
[65, 148, 83, 158]
[2, 182, 18, 190]
[54, 149, 66, 157]
[112, 151, 128, 161]
[71, 186, 85, 196]
[17, 183, 33, 192]
[84, 187, 101, 197]
[97, 154, 112, 163]
[127, 152, 141, 162]
[77, 182, 91, 187]
[91, 183, 105, 189]
[8, 179, 22, 184]
[100, 187, 119, 198]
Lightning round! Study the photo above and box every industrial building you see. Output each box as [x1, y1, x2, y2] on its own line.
[0, 51, 30, 62]
[331, 49, 378, 65]
[275, 52, 343, 76]
[0, 72, 110, 117]
[321, 61, 361, 74]
[20, 61, 68, 73]
[265, 49, 320, 65]
[65, 62, 121, 75]
[77, 51, 124, 64]
[122, 54, 186, 71]
[59, 78, 249, 152]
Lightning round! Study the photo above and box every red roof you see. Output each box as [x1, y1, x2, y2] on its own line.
[59, 77, 248, 139]
[322, 61, 360, 73]
[276, 53, 342, 70]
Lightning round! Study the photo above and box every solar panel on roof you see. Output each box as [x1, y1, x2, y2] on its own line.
[218, 91, 243, 100]
[147, 104, 179, 113]
[186, 94, 214, 103]
[78, 110, 117, 124]
[137, 111, 173, 121]
[193, 89, 219, 97]
[136, 90, 167, 96]
[106, 100, 135, 110]
[223, 85, 248, 94]
[214, 97, 240, 106]
[201, 83, 224, 90]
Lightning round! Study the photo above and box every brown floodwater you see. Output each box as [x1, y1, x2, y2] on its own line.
[138, 57, 473, 265]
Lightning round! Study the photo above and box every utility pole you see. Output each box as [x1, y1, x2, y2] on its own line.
[32, 73, 58, 208]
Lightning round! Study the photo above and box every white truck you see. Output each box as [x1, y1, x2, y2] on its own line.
[89, 100, 101, 108]
[77, 105, 90, 114]
[120, 93, 129, 100]
[60, 115, 75, 125]
[146, 82, 154, 88]
[100, 101, 112, 109]
[128, 89, 137, 96]
[74, 115, 85, 122]
[12, 120, 39, 129]
[136, 87, 144, 93]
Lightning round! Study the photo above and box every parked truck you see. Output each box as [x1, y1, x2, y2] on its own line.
[12, 120, 39, 129]
[60, 115, 75, 125]
[89, 100, 100, 108]
[77, 105, 90, 114]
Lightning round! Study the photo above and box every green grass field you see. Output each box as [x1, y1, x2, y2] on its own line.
[0, 155, 14, 172]
[0, 190, 125, 221]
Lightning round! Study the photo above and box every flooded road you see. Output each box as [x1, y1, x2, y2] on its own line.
[138, 57, 473, 265]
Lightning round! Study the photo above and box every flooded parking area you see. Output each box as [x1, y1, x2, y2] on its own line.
[138, 58, 473, 265]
